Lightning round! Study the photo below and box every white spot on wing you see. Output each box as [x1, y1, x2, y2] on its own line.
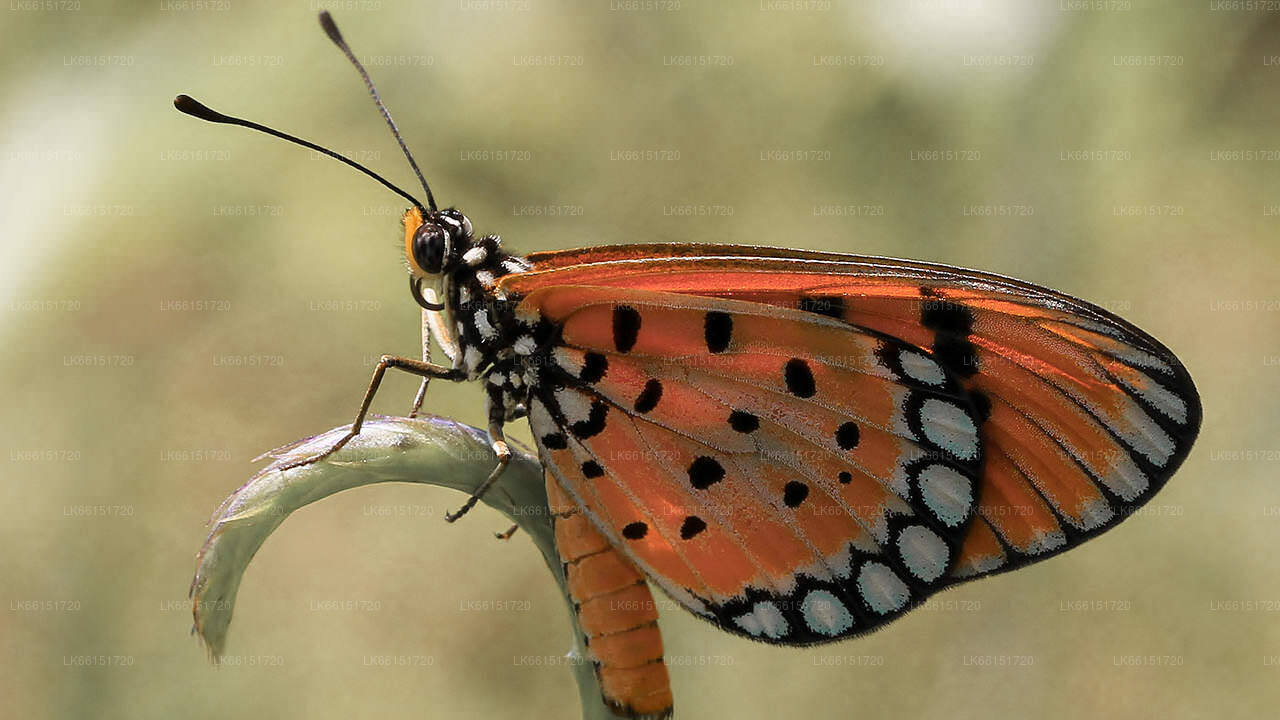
[1117, 370, 1189, 425]
[555, 388, 592, 425]
[919, 398, 979, 461]
[1114, 400, 1176, 468]
[514, 335, 537, 355]
[856, 562, 909, 615]
[1022, 528, 1067, 555]
[899, 350, 947, 386]
[751, 601, 789, 639]
[951, 550, 1006, 578]
[1075, 497, 1114, 531]
[801, 590, 854, 636]
[463, 346, 484, 374]
[896, 525, 949, 582]
[917, 463, 972, 527]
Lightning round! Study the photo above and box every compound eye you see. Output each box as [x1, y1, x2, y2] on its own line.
[411, 223, 448, 275]
[438, 209, 472, 240]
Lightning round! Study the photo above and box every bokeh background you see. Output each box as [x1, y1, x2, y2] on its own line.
[2, 1, 1277, 718]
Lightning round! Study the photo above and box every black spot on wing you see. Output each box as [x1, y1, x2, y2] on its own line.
[612, 305, 641, 353]
[580, 352, 608, 383]
[680, 516, 707, 540]
[622, 522, 648, 540]
[783, 481, 809, 508]
[783, 358, 816, 398]
[728, 410, 759, 433]
[704, 311, 733, 353]
[687, 456, 725, 490]
[542, 433, 568, 450]
[835, 422, 860, 450]
[634, 379, 663, 413]
[570, 401, 608, 439]
[581, 460, 604, 478]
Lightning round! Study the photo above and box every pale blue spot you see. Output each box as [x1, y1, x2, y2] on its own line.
[899, 349, 947, 386]
[919, 398, 979, 461]
[896, 525, 949, 582]
[735, 601, 788, 639]
[857, 562, 910, 615]
[801, 589, 854, 636]
[917, 463, 973, 527]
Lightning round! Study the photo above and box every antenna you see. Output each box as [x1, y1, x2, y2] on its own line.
[173, 94, 426, 212]
[319, 11, 437, 212]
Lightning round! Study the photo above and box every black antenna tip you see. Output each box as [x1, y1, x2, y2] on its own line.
[318, 11, 343, 46]
[174, 94, 230, 124]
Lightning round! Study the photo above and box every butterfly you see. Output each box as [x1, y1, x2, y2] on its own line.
[177, 12, 1201, 720]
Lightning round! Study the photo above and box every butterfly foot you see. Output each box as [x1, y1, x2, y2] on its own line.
[494, 524, 520, 541]
[444, 437, 511, 523]
[276, 431, 356, 472]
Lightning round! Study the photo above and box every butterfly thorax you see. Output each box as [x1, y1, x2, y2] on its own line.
[409, 208, 540, 425]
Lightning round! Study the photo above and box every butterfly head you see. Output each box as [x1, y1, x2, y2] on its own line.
[404, 205, 475, 277]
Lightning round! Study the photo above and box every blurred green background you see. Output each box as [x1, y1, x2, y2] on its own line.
[2, 1, 1277, 718]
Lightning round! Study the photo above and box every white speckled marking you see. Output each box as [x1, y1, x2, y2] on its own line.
[856, 562, 910, 615]
[474, 310, 497, 340]
[917, 463, 972, 527]
[919, 398, 979, 461]
[734, 601, 788, 639]
[951, 550, 1006, 578]
[1118, 369, 1189, 425]
[1116, 400, 1176, 467]
[801, 589, 854, 636]
[1022, 528, 1067, 555]
[555, 388, 592, 425]
[513, 335, 537, 355]
[475, 270, 495, 287]
[462, 246, 487, 266]
[733, 612, 762, 636]
[896, 525, 949, 582]
[1075, 497, 1114, 531]
[899, 350, 947, 386]
[458, 285, 471, 304]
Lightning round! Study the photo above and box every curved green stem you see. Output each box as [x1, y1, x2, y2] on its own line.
[190, 415, 624, 720]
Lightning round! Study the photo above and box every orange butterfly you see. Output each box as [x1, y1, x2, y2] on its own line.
[178, 13, 1200, 720]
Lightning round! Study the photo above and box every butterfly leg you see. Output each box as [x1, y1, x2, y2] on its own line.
[494, 524, 520, 541]
[278, 354, 465, 471]
[443, 419, 511, 523]
[408, 308, 433, 419]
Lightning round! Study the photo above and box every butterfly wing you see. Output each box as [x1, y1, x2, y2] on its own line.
[520, 285, 987, 644]
[502, 245, 1200, 589]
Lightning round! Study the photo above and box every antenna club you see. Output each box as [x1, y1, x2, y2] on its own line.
[173, 94, 228, 124]
[318, 11, 344, 45]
